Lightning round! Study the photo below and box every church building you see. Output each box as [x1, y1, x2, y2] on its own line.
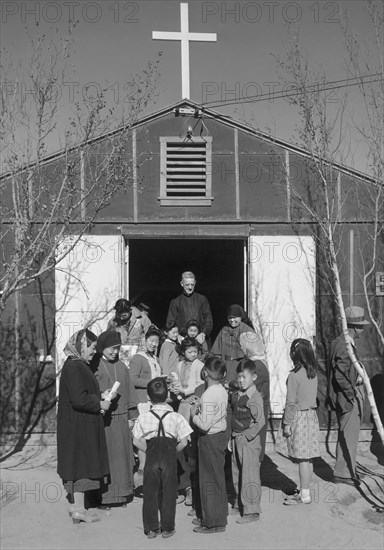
[2, 3, 382, 432]
[51, 93, 380, 428]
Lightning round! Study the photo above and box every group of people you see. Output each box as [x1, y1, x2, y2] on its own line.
[56, 269, 369, 538]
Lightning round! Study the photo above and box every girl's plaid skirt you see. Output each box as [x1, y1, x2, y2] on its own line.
[274, 409, 320, 459]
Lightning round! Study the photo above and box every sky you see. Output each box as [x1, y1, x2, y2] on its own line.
[1, 0, 380, 174]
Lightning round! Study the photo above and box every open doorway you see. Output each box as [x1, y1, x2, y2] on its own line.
[128, 239, 245, 342]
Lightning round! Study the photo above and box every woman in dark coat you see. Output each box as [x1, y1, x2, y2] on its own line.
[57, 329, 112, 524]
[93, 330, 139, 509]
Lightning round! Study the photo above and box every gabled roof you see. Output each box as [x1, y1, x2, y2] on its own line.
[1, 98, 376, 185]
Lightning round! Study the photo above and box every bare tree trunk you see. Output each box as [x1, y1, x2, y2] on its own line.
[14, 290, 20, 433]
[329, 233, 384, 443]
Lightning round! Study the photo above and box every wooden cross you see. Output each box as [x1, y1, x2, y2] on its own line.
[153, 3, 217, 99]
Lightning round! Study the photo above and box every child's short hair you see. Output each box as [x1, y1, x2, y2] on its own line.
[147, 377, 168, 403]
[180, 336, 200, 356]
[236, 358, 257, 375]
[203, 356, 226, 381]
[186, 319, 201, 332]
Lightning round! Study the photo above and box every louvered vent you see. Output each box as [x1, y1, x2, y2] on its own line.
[165, 142, 207, 197]
[160, 137, 213, 206]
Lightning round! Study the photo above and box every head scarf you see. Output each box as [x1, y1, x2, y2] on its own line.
[96, 330, 122, 354]
[63, 329, 97, 360]
[226, 304, 246, 319]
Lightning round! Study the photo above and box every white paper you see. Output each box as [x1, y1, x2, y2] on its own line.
[106, 381, 120, 402]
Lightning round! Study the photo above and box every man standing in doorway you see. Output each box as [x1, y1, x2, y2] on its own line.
[166, 271, 213, 347]
[328, 306, 369, 486]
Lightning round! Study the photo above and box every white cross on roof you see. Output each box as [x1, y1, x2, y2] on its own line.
[153, 3, 217, 99]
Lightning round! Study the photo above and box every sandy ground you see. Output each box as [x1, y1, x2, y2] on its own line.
[1, 436, 383, 550]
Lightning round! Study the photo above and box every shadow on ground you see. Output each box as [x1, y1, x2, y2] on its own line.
[260, 454, 297, 494]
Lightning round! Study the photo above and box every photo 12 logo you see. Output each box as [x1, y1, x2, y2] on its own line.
[201, 81, 340, 105]
[1, 2, 140, 24]
[201, 2, 340, 24]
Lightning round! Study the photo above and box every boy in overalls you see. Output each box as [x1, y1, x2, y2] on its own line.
[132, 377, 193, 539]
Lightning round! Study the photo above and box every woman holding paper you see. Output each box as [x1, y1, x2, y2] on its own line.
[94, 330, 139, 509]
[57, 328, 111, 524]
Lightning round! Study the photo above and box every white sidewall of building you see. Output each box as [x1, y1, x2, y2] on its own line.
[55, 235, 126, 390]
[249, 235, 316, 416]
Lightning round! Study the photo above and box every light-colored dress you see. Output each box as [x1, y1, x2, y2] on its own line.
[275, 367, 320, 459]
[173, 358, 204, 421]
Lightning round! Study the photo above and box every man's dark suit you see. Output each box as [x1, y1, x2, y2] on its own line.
[328, 334, 365, 479]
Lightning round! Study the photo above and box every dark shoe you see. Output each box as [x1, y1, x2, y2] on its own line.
[193, 525, 226, 534]
[284, 488, 300, 498]
[236, 513, 260, 524]
[162, 530, 175, 538]
[185, 487, 193, 506]
[192, 517, 201, 525]
[146, 529, 160, 539]
[333, 475, 360, 486]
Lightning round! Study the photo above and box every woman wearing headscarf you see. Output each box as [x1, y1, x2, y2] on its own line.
[57, 329, 112, 524]
[93, 330, 139, 509]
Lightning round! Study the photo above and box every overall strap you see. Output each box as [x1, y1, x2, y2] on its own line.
[150, 410, 171, 437]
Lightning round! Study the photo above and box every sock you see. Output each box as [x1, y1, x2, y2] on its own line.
[300, 488, 311, 503]
[71, 491, 85, 512]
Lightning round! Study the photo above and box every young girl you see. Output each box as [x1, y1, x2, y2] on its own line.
[185, 320, 209, 361]
[170, 337, 204, 421]
[159, 321, 180, 376]
[129, 325, 162, 487]
[169, 337, 204, 507]
[191, 356, 228, 533]
[275, 338, 320, 505]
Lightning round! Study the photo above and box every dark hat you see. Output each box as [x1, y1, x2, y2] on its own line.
[96, 330, 122, 354]
[226, 304, 245, 319]
[345, 306, 370, 326]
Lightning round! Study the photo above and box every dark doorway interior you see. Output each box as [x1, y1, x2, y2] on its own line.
[128, 239, 245, 342]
